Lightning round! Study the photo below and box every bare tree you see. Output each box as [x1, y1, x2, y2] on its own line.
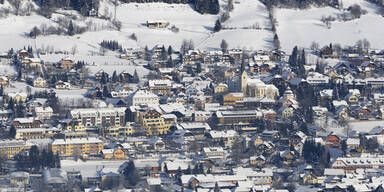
[362, 38, 370, 54]
[100, 46, 107, 56]
[9, 0, 21, 16]
[71, 45, 77, 55]
[310, 41, 319, 51]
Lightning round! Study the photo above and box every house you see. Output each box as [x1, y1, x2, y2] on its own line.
[55, 81, 71, 89]
[327, 135, 341, 147]
[148, 137, 166, 150]
[344, 89, 360, 104]
[301, 172, 318, 185]
[222, 92, 244, 106]
[10, 171, 29, 188]
[34, 106, 53, 120]
[127, 89, 159, 106]
[33, 76, 47, 88]
[202, 147, 225, 160]
[214, 83, 228, 94]
[11, 117, 42, 129]
[0, 76, 10, 87]
[60, 57, 75, 70]
[280, 150, 296, 165]
[101, 148, 125, 159]
[312, 106, 328, 117]
[249, 155, 266, 166]
[278, 104, 295, 118]
[22, 57, 41, 68]
[207, 130, 237, 147]
[148, 79, 172, 96]
[346, 138, 360, 149]
[320, 45, 333, 58]
[7, 92, 27, 103]
[146, 21, 169, 28]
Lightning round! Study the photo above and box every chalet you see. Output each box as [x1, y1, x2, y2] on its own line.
[101, 148, 125, 159]
[222, 92, 244, 106]
[11, 117, 42, 129]
[356, 106, 371, 120]
[320, 45, 333, 58]
[0, 76, 10, 87]
[327, 135, 341, 147]
[207, 130, 237, 147]
[18, 50, 29, 58]
[301, 173, 318, 185]
[0, 109, 12, 121]
[34, 106, 53, 120]
[60, 58, 75, 70]
[55, 81, 71, 89]
[249, 155, 265, 166]
[21, 57, 41, 68]
[278, 104, 295, 118]
[7, 92, 27, 103]
[33, 76, 47, 88]
[146, 21, 169, 28]
[202, 147, 225, 160]
[280, 150, 296, 165]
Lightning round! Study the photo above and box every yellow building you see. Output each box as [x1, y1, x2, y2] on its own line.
[102, 148, 125, 159]
[223, 92, 244, 106]
[0, 140, 32, 159]
[139, 109, 171, 135]
[104, 125, 136, 137]
[21, 58, 41, 68]
[49, 137, 103, 157]
[214, 83, 228, 94]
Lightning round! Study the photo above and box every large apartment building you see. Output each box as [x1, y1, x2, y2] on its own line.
[49, 137, 104, 157]
[70, 107, 126, 128]
[0, 139, 32, 159]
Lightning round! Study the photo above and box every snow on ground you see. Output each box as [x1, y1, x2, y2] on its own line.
[349, 120, 384, 133]
[276, 0, 384, 52]
[40, 54, 150, 78]
[225, 0, 270, 29]
[5, 82, 88, 101]
[61, 159, 126, 178]
[0, 0, 273, 54]
[0, 59, 16, 76]
[201, 29, 273, 50]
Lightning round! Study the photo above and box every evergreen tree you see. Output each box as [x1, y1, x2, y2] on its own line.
[228, 0, 234, 11]
[68, 20, 75, 36]
[167, 45, 173, 55]
[133, 69, 139, 83]
[9, 126, 16, 138]
[112, 71, 118, 83]
[102, 85, 110, 98]
[214, 19, 221, 32]
[144, 46, 151, 61]
[220, 39, 228, 53]
[196, 63, 202, 73]
[123, 160, 140, 187]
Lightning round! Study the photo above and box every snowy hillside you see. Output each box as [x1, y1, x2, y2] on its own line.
[0, 0, 274, 55]
[276, 0, 384, 51]
[0, 0, 383, 56]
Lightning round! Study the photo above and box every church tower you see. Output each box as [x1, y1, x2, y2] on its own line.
[241, 70, 248, 94]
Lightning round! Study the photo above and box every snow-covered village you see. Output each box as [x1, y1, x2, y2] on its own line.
[1, 0, 384, 191]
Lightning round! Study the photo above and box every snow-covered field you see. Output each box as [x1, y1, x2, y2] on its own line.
[0, 0, 273, 54]
[276, 0, 384, 52]
[5, 82, 88, 101]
